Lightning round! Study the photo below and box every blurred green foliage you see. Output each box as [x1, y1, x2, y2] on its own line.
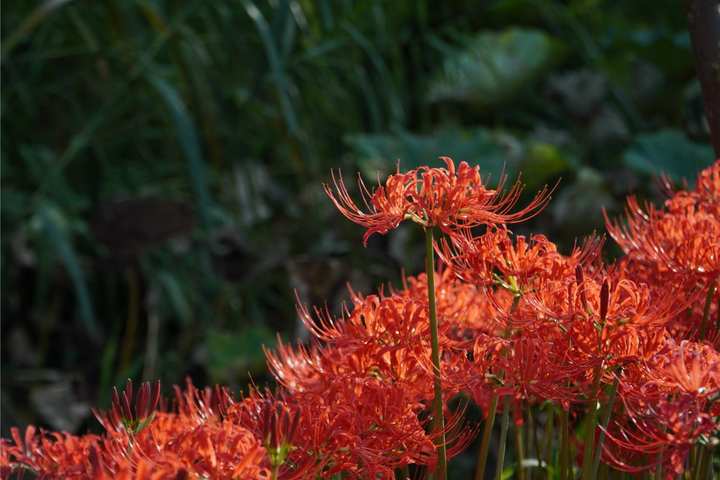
[1, 0, 715, 447]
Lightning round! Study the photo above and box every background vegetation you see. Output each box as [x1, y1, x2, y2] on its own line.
[1, 0, 715, 447]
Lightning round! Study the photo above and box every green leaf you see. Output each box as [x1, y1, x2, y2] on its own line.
[38, 204, 98, 341]
[345, 126, 515, 184]
[204, 326, 276, 383]
[156, 271, 192, 326]
[427, 28, 566, 109]
[622, 129, 714, 184]
[133, 410, 156, 435]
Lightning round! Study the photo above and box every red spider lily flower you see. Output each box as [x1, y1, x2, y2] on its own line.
[490, 338, 587, 410]
[2, 381, 271, 480]
[641, 339, 720, 400]
[325, 157, 553, 245]
[1, 426, 100, 479]
[604, 394, 718, 476]
[605, 191, 720, 279]
[232, 376, 472, 478]
[171, 377, 233, 425]
[438, 227, 603, 302]
[524, 269, 692, 331]
[273, 285, 475, 404]
[93, 379, 161, 435]
[694, 159, 720, 207]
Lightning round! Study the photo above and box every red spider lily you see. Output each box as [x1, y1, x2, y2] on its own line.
[324, 158, 553, 245]
[383, 267, 499, 336]
[232, 376, 472, 478]
[604, 394, 718, 476]
[694, 159, 720, 207]
[275, 284, 475, 404]
[640, 339, 720, 400]
[1, 426, 99, 479]
[93, 379, 161, 435]
[171, 377, 234, 425]
[490, 338, 587, 410]
[605, 192, 720, 279]
[2, 381, 271, 480]
[308, 270, 490, 405]
[523, 268, 692, 331]
[438, 227, 602, 291]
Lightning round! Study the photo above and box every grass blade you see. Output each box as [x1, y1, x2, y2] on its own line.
[148, 75, 213, 229]
[38, 204, 98, 341]
[239, 0, 299, 136]
[2, 0, 75, 59]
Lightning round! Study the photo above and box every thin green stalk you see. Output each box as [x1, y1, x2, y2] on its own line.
[523, 406, 531, 480]
[699, 279, 717, 341]
[598, 463, 608, 480]
[542, 407, 554, 480]
[591, 376, 620, 480]
[694, 447, 710, 480]
[582, 367, 603, 479]
[495, 395, 512, 480]
[476, 394, 499, 480]
[560, 406, 569, 480]
[653, 447, 663, 480]
[399, 465, 410, 480]
[426, 227, 447, 479]
[515, 416, 525, 480]
[529, 404, 541, 480]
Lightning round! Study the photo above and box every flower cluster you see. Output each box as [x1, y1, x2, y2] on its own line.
[2, 159, 718, 479]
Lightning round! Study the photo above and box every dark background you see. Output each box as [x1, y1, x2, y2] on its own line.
[1, 0, 716, 440]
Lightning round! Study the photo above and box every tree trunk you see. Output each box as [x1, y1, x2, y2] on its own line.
[682, 0, 720, 158]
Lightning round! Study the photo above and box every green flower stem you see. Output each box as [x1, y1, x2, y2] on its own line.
[475, 394, 499, 480]
[426, 227, 447, 479]
[699, 279, 717, 341]
[542, 407, 555, 480]
[515, 414, 525, 480]
[495, 394, 512, 480]
[582, 367, 603, 480]
[560, 406, 569, 480]
[591, 376, 619, 480]
[476, 293, 519, 480]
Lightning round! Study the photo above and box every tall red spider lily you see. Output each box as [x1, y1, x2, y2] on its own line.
[324, 157, 553, 245]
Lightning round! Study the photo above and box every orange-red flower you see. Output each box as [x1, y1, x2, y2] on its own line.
[605, 162, 720, 280]
[325, 157, 553, 244]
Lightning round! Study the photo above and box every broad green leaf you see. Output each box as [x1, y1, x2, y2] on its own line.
[427, 28, 566, 109]
[622, 129, 714, 184]
[345, 127, 515, 184]
[204, 326, 276, 383]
